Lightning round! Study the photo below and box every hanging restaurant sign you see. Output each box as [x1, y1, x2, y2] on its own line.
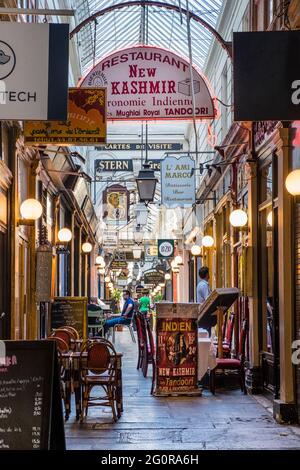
[233, 31, 300, 121]
[161, 156, 195, 208]
[24, 88, 106, 145]
[103, 184, 129, 226]
[79, 45, 216, 121]
[110, 260, 128, 270]
[143, 270, 165, 285]
[0, 22, 68, 121]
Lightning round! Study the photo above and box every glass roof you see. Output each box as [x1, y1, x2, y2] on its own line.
[74, 0, 224, 75]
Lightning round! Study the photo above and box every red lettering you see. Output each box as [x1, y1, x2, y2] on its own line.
[149, 81, 160, 93]
[111, 82, 120, 94]
[139, 81, 147, 94]
[147, 68, 156, 77]
[168, 81, 176, 93]
[129, 64, 137, 77]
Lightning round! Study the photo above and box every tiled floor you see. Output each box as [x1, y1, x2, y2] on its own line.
[65, 330, 300, 450]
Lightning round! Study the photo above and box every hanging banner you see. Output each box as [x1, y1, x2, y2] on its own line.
[143, 270, 165, 284]
[161, 156, 195, 208]
[79, 45, 216, 121]
[0, 22, 68, 120]
[103, 184, 129, 225]
[24, 88, 106, 145]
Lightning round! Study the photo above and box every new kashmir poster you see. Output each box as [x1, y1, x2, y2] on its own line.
[156, 317, 198, 394]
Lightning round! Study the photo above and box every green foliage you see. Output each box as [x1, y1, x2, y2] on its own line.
[153, 293, 163, 302]
[112, 288, 122, 302]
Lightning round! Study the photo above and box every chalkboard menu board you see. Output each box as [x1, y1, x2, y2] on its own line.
[0, 341, 65, 450]
[51, 296, 88, 338]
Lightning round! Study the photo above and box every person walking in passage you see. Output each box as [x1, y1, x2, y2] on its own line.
[139, 290, 151, 316]
[196, 266, 211, 304]
[103, 290, 135, 335]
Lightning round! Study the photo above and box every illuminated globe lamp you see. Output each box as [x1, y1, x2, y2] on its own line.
[19, 198, 43, 225]
[285, 169, 300, 196]
[95, 255, 105, 268]
[267, 211, 273, 227]
[175, 255, 183, 265]
[104, 276, 111, 283]
[165, 273, 171, 281]
[82, 242, 93, 254]
[190, 244, 201, 256]
[98, 268, 105, 275]
[159, 282, 165, 288]
[171, 259, 178, 269]
[156, 285, 162, 291]
[229, 209, 248, 228]
[58, 227, 72, 243]
[202, 235, 214, 248]
[108, 282, 113, 289]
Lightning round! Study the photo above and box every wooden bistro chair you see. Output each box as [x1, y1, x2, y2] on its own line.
[136, 313, 156, 393]
[80, 340, 119, 422]
[222, 313, 235, 357]
[50, 328, 73, 351]
[210, 319, 248, 395]
[135, 312, 145, 370]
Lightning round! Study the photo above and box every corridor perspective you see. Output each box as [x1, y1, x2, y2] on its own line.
[1, 0, 300, 460]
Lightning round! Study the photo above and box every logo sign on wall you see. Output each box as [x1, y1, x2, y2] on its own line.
[0, 22, 69, 120]
[161, 156, 195, 208]
[24, 88, 106, 145]
[79, 45, 216, 121]
[233, 31, 300, 121]
[158, 239, 175, 259]
[103, 184, 129, 226]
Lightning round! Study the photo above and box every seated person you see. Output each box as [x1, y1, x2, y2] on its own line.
[103, 290, 134, 335]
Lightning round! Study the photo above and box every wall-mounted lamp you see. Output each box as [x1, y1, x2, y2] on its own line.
[58, 228, 72, 243]
[18, 198, 42, 226]
[285, 169, 300, 196]
[105, 276, 111, 283]
[267, 211, 273, 227]
[82, 242, 93, 253]
[98, 268, 105, 275]
[174, 255, 183, 265]
[190, 244, 201, 256]
[165, 273, 171, 281]
[201, 235, 214, 248]
[95, 255, 105, 268]
[229, 209, 248, 228]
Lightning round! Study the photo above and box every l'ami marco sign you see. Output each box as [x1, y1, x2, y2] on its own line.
[80, 46, 216, 121]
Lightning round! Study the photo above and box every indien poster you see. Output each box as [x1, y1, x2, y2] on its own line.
[24, 88, 106, 145]
[156, 317, 198, 394]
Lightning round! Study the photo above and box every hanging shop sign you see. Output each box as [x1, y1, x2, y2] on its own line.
[24, 88, 106, 145]
[95, 143, 183, 151]
[79, 45, 215, 121]
[145, 245, 158, 258]
[103, 184, 129, 225]
[110, 260, 128, 270]
[143, 270, 165, 285]
[155, 303, 199, 396]
[102, 230, 118, 247]
[95, 159, 133, 173]
[233, 31, 300, 121]
[158, 239, 175, 259]
[0, 22, 68, 120]
[161, 156, 195, 208]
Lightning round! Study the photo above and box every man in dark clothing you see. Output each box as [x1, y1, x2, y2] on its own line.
[103, 290, 135, 334]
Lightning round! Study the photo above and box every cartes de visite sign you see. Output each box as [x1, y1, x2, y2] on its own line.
[0, 22, 69, 120]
